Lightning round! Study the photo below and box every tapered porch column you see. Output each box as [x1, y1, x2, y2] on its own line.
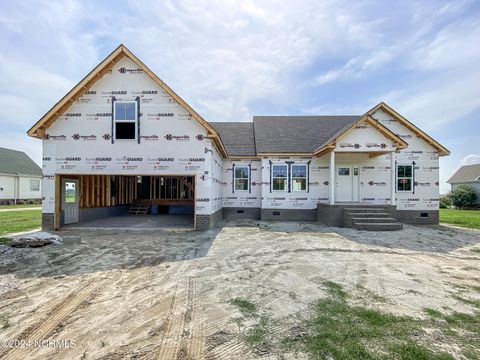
[330, 151, 335, 205]
[391, 152, 396, 206]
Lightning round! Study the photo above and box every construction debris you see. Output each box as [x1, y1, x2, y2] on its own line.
[9, 231, 62, 248]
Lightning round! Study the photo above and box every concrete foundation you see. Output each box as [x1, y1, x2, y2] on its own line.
[79, 205, 130, 223]
[223, 207, 261, 220]
[261, 208, 317, 221]
[195, 208, 223, 231]
[395, 210, 439, 225]
[42, 213, 55, 231]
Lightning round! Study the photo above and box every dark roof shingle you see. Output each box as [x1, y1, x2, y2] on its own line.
[253, 116, 360, 153]
[209, 122, 256, 156]
[447, 164, 480, 183]
[0, 147, 42, 176]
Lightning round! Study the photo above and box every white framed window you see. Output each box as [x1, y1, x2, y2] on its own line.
[30, 179, 40, 191]
[234, 166, 249, 191]
[397, 164, 413, 191]
[272, 164, 288, 191]
[291, 164, 307, 191]
[114, 101, 137, 140]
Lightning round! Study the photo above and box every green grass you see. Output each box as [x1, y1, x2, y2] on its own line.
[0, 209, 41, 236]
[278, 281, 473, 360]
[0, 204, 40, 209]
[230, 298, 257, 317]
[440, 209, 480, 230]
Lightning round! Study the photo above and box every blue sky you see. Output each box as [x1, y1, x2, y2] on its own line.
[1, 0, 479, 193]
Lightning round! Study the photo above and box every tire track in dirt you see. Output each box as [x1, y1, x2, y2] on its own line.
[0, 279, 101, 360]
[207, 339, 248, 360]
[156, 276, 204, 360]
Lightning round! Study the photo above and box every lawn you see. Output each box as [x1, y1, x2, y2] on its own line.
[440, 209, 480, 230]
[0, 209, 41, 236]
[0, 204, 40, 209]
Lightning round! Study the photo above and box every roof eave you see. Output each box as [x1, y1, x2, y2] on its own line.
[368, 102, 450, 157]
[27, 44, 222, 148]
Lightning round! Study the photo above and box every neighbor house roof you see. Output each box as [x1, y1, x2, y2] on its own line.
[253, 115, 360, 154]
[447, 164, 480, 183]
[0, 147, 42, 177]
[209, 122, 256, 157]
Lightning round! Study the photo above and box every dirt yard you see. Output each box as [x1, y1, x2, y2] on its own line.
[0, 221, 479, 359]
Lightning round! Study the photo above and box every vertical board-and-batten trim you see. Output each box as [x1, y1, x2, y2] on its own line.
[269, 160, 272, 193]
[307, 160, 311, 193]
[286, 161, 294, 193]
[111, 96, 116, 144]
[248, 163, 252, 193]
[232, 163, 235, 193]
[136, 96, 141, 144]
[412, 160, 416, 195]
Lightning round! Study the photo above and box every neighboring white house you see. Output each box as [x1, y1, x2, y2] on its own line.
[447, 164, 480, 204]
[27, 45, 450, 231]
[0, 147, 42, 204]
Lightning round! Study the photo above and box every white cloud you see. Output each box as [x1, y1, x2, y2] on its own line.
[312, 50, 394, 85]
[460, 154, 480, 166]
[0, 0, 479, 174]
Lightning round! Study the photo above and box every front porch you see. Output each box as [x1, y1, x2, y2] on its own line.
[327, 150, 397, 206]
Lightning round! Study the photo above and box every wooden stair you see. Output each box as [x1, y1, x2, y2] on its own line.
[343, 207, 402, 231]
[128, 204, 149, 215]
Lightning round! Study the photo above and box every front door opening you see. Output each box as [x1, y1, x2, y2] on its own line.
[335, 166, 353, 202]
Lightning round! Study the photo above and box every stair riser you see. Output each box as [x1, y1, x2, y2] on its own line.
[349, 218, 397, 223]
[354, 224, 403, 231]
[346, 213, 391, 218]
[343, 209, 391, 213]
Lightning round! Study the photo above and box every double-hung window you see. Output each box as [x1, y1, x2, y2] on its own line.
[272, 164, 288, 191]
[397, 164, 413, 191]
[234, 166, 249, 191]
[291, 164, 307, 191]
[114, 101, 137, 140]
[30, 179, 40, 191]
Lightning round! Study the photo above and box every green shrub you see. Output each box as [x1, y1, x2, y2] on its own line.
[449, 185, 477, 209]
[439, 195, 452, 209]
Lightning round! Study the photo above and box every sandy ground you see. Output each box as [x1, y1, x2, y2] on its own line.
[0, 220, 479, 359]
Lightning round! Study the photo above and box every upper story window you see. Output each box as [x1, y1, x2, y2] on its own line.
[272, 164, 288, 191]
[291, 164, 307, 191]
[114, 101, 137, 140]
[234, 166, 249, 191]
[30, 179, 40, 191]
[397, 164, 412, 191]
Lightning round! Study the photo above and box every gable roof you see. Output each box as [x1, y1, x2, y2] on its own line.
[313, 114, 408, 155]
[367, 102, 450, 156]
[0, 147, 42, 177]
[253, 115, 360, 154]
[447, 164, 480, 183]
[27, 44, 227, 157]
[209, 122, 256, 157]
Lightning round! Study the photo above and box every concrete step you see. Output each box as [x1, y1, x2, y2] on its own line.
[350, 217, 398, 223]
[343, 208, 387, 213]
[353, 222, 403, 231]
[346, 212, 392, 218]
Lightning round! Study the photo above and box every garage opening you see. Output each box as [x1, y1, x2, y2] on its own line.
[58, 175, 195, 229]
